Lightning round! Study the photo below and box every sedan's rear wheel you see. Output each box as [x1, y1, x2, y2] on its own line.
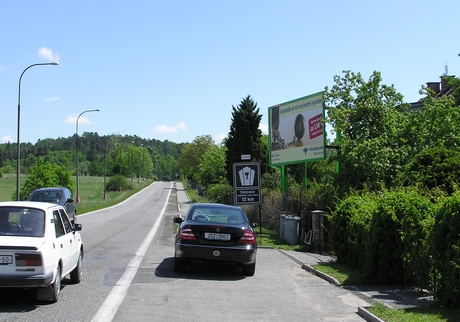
[51, 265, 61, 303]
[242, 262, 256, 276]
[173, 256, 186, 273]
[70, 251, 83, 284]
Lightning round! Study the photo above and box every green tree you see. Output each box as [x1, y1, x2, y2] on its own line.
[13, 157, 75, 200]
[177, 135, 214, 183]
[198, 144, 227, 189]
[224, 95, 267, 184]
[409, 86, 460, 151]
[447, 75, 460, 107]
[161, 154, 178, 179]
[324, 70, 411, 195]
[133, 146, 153, 180]
[397, 147, 460, 195]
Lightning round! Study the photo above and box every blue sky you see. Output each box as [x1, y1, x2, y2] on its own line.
[1, 1, 459, 145]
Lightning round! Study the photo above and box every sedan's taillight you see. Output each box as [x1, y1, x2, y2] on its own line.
[179, 225, 196, 240]
[15, 253, 42, 266]
[238, 229, 256, 244]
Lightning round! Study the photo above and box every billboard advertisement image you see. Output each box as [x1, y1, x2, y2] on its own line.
[269, 91, 325, 165]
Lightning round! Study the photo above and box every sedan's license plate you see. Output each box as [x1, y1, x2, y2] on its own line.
[0, 255, 12, 265]
[204, 232, 230, 241]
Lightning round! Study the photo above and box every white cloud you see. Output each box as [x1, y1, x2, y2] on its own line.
[259, 123, 268, 135]
[45, 96, 60, 102]
[38, 47, 60, 63]
[64, 114, 96, 125]
[1, 135, 13, 143]
[153, 122, 188, 134]
[176, 122, 187, 131]
[214, 133, 227, 144]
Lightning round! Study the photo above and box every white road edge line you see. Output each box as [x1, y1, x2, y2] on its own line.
[91, 183, 173, 322]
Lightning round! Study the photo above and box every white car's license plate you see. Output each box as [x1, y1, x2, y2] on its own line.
[0, 255, 13, 264]
[204, 232, 230, 241]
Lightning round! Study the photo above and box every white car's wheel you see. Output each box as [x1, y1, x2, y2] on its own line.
[70, 252, 83, 284]
[51, 265, 61, 303]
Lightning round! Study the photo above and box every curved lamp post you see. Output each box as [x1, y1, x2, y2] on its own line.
[103, 136, 110, 200]
[16, 62, 58, 201]
[75, 109, 100, 203]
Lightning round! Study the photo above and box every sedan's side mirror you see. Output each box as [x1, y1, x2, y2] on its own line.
[73, 223, 82, 232]
[251, 222, 258, 228]
[173, 217, 183, 224]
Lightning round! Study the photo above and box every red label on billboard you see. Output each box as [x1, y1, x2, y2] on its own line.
[309, 113, 323, 139]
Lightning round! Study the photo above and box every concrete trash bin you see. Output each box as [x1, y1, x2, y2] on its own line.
[284, 216, 300, 245]
[280, 213, 287, 240]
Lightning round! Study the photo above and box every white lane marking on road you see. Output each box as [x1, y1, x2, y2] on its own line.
[91, 184, 172, 322]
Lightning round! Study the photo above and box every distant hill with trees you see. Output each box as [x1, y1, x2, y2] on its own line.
[0, 133, 185, 182]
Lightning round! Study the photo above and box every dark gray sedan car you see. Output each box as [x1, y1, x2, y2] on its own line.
[28, 187, 77, 224]
[173, 203, 257, 276]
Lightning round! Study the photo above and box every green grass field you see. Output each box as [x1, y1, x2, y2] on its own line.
[0, 173, 153, 214]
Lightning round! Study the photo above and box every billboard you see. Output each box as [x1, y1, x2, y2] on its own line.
[269, 92, 325, 165]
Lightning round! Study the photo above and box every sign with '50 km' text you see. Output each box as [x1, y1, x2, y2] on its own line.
[233, 162, 261, 205]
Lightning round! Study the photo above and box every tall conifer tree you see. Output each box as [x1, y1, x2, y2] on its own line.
[224, 95, 267, 184]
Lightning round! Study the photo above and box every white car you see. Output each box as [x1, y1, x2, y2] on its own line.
[0, 201, 83, 302]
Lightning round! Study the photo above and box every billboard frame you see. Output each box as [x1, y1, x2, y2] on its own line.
[268, 91, 325, 167]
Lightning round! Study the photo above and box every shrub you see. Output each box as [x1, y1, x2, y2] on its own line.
[397, 147, 460, 195]
[329, 192, 374, 269]
[206, 184, 233, 203]
[330, 189, 435, 287]
[365, 192, 406, 284]
[431, 192, 460, 308]
[106, 175, 133, 192]
[14, 158, 75, 200]
[397, 189, 435, 290]
[258, 189, 287, 230]
[261, 172, 280, 190]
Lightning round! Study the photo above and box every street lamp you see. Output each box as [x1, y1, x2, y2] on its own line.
[116, 142, 123, 192]
[75, 109, 100, 203]
[103, 136, 112, 200]
[16, 62, 58, 200]
[138, 144, 143, 183]
[130, 141, 134, 184]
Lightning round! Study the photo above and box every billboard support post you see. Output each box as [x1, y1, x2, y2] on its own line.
[303, 163, 307, 190]
[268, 91, 325, 194]
[280, 164, 287, 193]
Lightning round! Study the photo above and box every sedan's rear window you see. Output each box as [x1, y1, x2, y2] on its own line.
[189, 207, 245, 224]
[29, 190, 62, 203]
[0, 207, 45, 237]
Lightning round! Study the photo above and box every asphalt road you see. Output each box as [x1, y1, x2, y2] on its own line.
[0, 181, 369, 322]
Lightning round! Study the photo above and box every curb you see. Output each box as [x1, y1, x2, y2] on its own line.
[301, 263, 341, 286]
[357, 306, 385, 322]
[301, 263, 382, 322]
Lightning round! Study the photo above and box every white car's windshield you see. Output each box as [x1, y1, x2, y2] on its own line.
[0, 207, 45, 237]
